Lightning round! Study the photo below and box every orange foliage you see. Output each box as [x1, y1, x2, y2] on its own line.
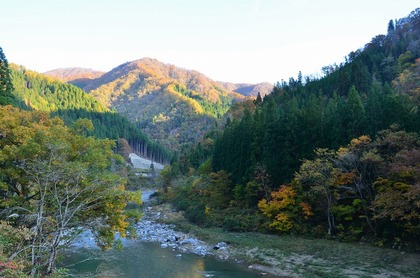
[258, 185, 313, 232]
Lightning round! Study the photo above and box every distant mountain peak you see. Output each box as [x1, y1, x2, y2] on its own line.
[44, 67, 104, 81]
[44, 67, 105, 88]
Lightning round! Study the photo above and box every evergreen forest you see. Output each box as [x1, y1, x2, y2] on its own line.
[163, 8, 420, 250]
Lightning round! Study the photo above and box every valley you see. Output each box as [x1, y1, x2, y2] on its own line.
[45, 58, 273, 152]
[0, 6, 419, 278]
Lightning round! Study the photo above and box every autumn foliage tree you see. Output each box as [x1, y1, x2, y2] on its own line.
[258, 185, 313, 232]
[0, 106, 141, 277]
[259, 128, 419, 246]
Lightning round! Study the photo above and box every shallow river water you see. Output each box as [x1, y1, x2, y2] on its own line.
[62, 240, 267, 278]
[62, 189, 275, 277]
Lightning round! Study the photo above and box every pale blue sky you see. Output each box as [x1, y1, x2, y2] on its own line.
[1, 0, 418, 83]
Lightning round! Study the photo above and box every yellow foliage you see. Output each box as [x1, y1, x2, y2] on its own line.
[335, 171, 357, 185]
[166, 84, 204, 114]
[349, 135, 372, 150]
[300, 202, 314, 219]
[258, 185, 312, 232]
[270, 213, 293, 232]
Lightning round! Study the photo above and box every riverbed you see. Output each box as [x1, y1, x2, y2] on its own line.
[63, 240, 269, 278]
[62, 190, 277, 277]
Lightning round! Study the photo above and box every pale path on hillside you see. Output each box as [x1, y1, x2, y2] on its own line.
[129, 153, 164, 170]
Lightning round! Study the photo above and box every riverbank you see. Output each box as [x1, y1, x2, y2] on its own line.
[139, 195, 420, 278]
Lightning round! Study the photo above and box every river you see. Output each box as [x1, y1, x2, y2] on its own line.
[61, 190, 276, 277]
[62, 240, 267, 277]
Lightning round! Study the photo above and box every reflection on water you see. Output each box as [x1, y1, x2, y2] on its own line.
[62, 240, 271, 278]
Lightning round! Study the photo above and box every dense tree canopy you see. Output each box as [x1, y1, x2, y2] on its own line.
[0, 106, 141, 276]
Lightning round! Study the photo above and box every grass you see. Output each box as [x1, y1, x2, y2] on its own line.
[154, 204, 420, 277]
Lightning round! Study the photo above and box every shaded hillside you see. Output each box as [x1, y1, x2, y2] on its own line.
[213, 8, 420, 187]
[218, 82, 273, 97]
[44, 67, 104, 88]
[82, 58, 246, 151]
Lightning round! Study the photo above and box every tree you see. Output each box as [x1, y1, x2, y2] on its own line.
[387, 19, 395, 33]
[258, 184, 312, 232]
[333, 135, 380, 233]
[206, 170, 233, 210]
[372, 128, 420, 242]
[344, 86, 366, 139]
[0, 221, 30, 276]
[117, 138, 132, 161]
[0, 47, 15, 105]
[295, 149, 337, 235]
[0, 106, 141, 276]
[253, 92, 263, 106]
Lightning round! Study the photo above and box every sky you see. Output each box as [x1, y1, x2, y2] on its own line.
[1, 0, 418, 84]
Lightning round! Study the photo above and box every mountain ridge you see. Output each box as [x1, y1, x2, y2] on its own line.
[217, 81, 273, 97]
[44, 58, 273, 98]
[43, 67, 105, 89]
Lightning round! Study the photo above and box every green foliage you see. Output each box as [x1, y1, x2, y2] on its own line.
[213, 78, 418, 189]
[54, 109, 171, 164]
[0, 106, 142, 276]
[0, 47, 16, 106]
[171, 9, 420, 248]
[7, 63, 171, 163]
[0, 221, 30, 276]
[10, 64, 107, 112]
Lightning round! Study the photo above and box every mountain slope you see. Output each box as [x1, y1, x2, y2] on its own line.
[80, 58, 247, 150]
[9, 64, 171, 163]
[10, 64, 108, 112]
[44, 67, 104, 88]
[218, 82, 273, 97]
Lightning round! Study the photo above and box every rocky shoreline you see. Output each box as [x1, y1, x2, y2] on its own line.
[136, 190, 275, 277]
[137, 209, 231, 259]
[136, 191, 231, 260]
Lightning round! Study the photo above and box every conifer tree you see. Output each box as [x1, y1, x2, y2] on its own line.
[387, 19, 395, 33]
[0, 47, 15, 105]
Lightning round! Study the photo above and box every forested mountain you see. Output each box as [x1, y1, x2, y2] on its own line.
[167, 8, 420, 248]
[10, 64, 107, 112]
[44, 67, 104, 88]
[212, 6, 419, 189]
[73, 58, 247, 151]
[8, 64, 170, 163]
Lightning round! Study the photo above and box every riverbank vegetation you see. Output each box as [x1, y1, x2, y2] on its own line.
[151, 202, 420, 277]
